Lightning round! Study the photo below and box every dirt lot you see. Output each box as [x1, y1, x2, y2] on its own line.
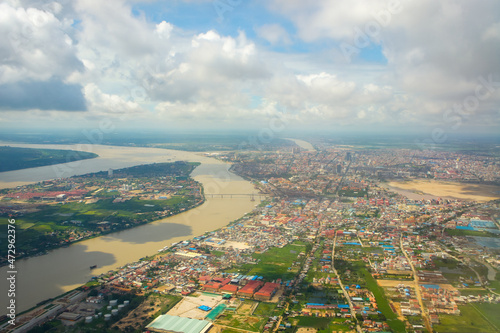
[167, 293, 223, 319]
[377, 279, 411, 287]
[203, 239, 252, 250]
[377, 279, 458, 292]
[237, 301, 256, 315]
[435, 283, 458, 292]
[386, 180, 500, 202]
[296, 328, 317, 333]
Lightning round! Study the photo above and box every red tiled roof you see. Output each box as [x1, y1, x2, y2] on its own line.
[254, 282, 280, 296]
[220, 284, 238, 293]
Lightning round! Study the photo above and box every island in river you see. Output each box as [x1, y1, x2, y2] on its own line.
[0, 162, 204, 264]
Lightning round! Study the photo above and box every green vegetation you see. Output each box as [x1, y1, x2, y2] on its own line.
[295, 316, 332, 329]
[324, 318, 353, 332]
[472, 303, 500, 330]
[488, 279, 500, 291]
[147, 138, 295, 152]
[79, 161, 199, 178]
[354, 262, 406, 333]
[434, 304, 498, 332]
[432, 257, 461, 269]
[252, 302, 277, 316]
[238, 242, 306, 280]
[289, 316, 352, 332]
[216, 312, 266, 332]
[211, 250, 226, 257]
[0, 146, 97, 172]
[459, 288, 491, 296]
[0, 196, 194, 258]
[338, 187, 368, 197]
[150, 294, 182, 319]
[0, 162, 202, 261]
[445, 228, 495, 237]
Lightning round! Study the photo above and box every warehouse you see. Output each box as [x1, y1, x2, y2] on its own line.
[146, 315, 212, 333]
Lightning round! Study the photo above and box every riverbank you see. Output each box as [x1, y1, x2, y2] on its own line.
[384, 179, 500, 202]
[285, 138, 316, 152]
[0, 162, 205, 265]
[0, 198, 207, 268]
[0, 144, 257, 314]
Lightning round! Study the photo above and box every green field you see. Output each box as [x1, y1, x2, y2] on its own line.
[434, 304, 498, 332]
[292, 316, 351, 332]
[239, 242, 306, 280]
[459, 288, 491, 296]
[323, 317, 353, 332]
[211, 250, 226, 257]
[252, 302, 277, 316]
[472, 303, 500, 330]
[445, 228, 495, 237]
[0, 146, 97, 172]
[295, 316, 332, 329]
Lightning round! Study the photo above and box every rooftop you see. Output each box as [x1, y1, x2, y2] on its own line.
[146, 315, 212, 333]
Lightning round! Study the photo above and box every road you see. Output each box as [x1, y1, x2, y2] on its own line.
[332, 234, 363, 333]
[438, 246, 500, 296]
[400, 236, 433, 333]
[479, 259, 497, 281]
[272, 302, 289, 332]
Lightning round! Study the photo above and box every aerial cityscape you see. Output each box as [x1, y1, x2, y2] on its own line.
[0, 1, 499, 333]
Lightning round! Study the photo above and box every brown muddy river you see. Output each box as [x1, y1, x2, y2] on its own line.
[0, 143, 258, 314]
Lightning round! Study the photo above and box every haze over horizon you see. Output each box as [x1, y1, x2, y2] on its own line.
[0, 0, 499, 136]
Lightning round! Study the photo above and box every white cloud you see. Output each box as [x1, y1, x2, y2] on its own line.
[265, 0, 500, 130]
[0, 0, 498, 133]
[255, 23, 291, 45]
[0, 2, 82, 83]
[83, 83, 145, 117]
[155, 21, 173, 39]
[482, 22, 500, 41]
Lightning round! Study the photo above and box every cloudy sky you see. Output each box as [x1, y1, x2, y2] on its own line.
[0, 0, 499, 135]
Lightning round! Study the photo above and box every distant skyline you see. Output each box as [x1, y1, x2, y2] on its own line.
[0, 0, 499, 135]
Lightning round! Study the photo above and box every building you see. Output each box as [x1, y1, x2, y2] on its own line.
[220, 284, 238, 294]
[254, 282, 280, 301]
[237, 280, 263, 298]
[146, 315, 212, 333]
